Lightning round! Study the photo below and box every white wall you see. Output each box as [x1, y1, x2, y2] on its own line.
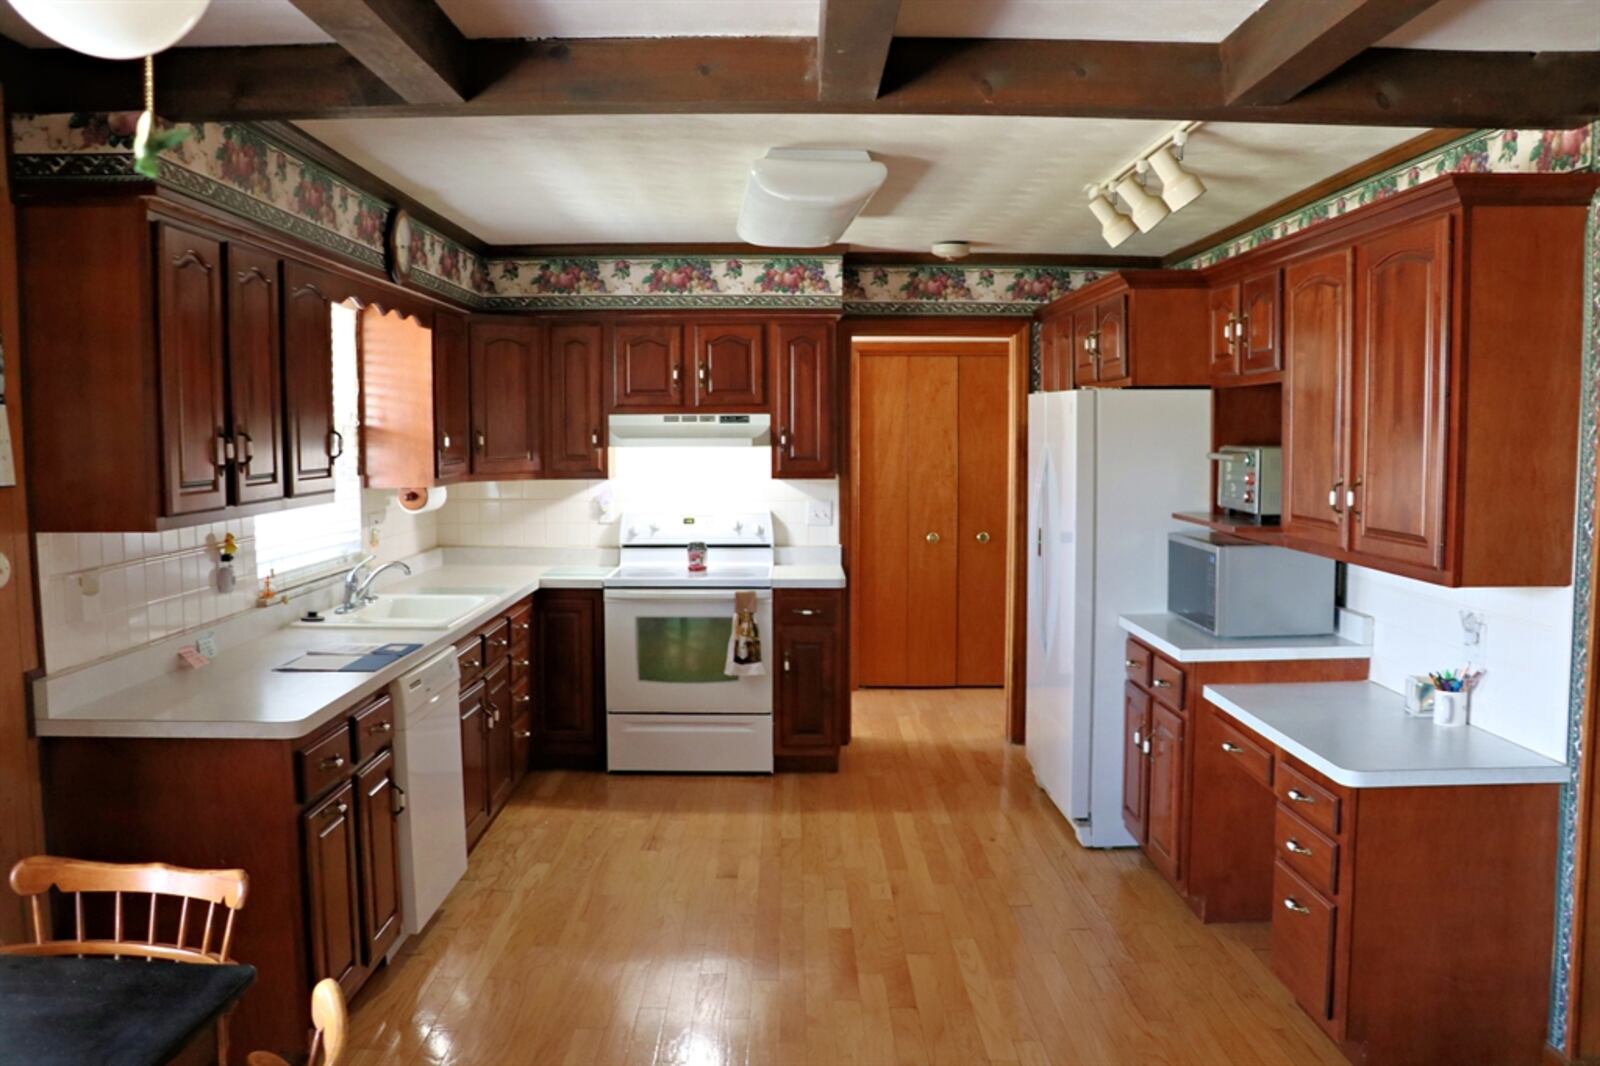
[435, 446, 840, 549]
[1347, 565, 1573, 760]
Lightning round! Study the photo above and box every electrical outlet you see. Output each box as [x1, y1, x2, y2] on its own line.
[1460, 610, 1487, 656]
[806, 500, 834, 527]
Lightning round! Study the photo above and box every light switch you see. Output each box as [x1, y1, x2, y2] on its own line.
[806, 500, 834, 527]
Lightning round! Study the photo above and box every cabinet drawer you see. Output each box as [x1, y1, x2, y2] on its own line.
[1271, 861, 1337, 1022]
[510, 676, 534, 719]
[1124, 639, 1152, 688]
[1275, 806, 1339, 897]
[510, 645, 534, 689]
[1276, 762, 1344, 837]
[351, 694, 396, 763]
[1149, 656, 1186, 709]
[777, 591, 840, 627]
[456, 636, 485, 682]
[297, 724, 354, 804]
[512, 710, 533, 773]
[509, 598, 533, 642]
[1213, 711, 1273, 788]
[480, 617, 513, 665]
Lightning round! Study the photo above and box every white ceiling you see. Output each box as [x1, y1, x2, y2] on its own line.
[0, 0, 1593, 49]
[295, 114, 1425, 254]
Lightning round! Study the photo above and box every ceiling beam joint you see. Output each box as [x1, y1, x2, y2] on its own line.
[817, 0, 903, 102]
[286, 0, 470, 105]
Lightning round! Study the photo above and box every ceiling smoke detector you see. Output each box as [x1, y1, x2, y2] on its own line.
[931, 241, 971, 260]
[736, 148, 888, 248]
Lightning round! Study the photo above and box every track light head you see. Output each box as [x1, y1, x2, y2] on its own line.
[1148, 145, 1206, 212]
[1114, 173, 1169, 234]
[1086, 187, 1136, 248]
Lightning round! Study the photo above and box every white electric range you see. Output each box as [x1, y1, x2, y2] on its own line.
[603, 512, 775, 773]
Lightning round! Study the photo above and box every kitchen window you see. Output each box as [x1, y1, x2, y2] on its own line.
[254, 302, 362, 581]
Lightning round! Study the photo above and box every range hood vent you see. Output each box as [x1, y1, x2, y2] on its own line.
[608, 413, 772, 447]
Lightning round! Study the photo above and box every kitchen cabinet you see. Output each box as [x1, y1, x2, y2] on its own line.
[1121, 683, 1150, 844]
[1209, 268, 1282, 384]
[40, 690, 407, 1056]
[1207, 283, 1241, 380]
[456, 596, 539, 850]
[156, 224, 230, 516]
[546, 322, 607, 478]
[459, 678, 491, 850]
[772, 319, 836, 477]
[469, 319, 543, 477]
[611, 320, 684, 408]
[1033, 271, 1209, 391]
[433, 310, 472, 480]
[484, 659, 516, 816]
[224, 241, 286, 505]
[1144, 703, 1185, 884]
[1282, 250, 1352, 553]
[691, 320, 766, 409]
[774, 589, 846, 771]
[282, 261, 341, 499]
[1042, 313, 1074, 392]
[533, 589, 606, 769]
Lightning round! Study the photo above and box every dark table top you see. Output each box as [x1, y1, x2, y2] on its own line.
[0, 954, 256, 1066]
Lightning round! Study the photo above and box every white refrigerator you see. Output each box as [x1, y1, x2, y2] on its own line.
[1025, 388, 1211, 848]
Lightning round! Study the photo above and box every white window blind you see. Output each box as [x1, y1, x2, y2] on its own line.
[255, 302, 363, 580]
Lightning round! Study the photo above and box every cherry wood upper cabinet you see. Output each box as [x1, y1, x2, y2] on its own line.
[1239, 269, 1282, 375]
[546, 322, 606, 479]
[156, 225, 230, 517]
[282, 261, 340, 499]
[433, 310, 471, 481]
[1282, 250, 1352, 554]
[771, 319, 836, 478]
[1035, 271, 1209, 390]
[611, 321, 684, 408]
[469, 319, 542, 477]
[691, 320, 766, 409]
[1347, 216, 1451, 573]
[1208, 283, 1241, 381]
[224, 242, 284, 506]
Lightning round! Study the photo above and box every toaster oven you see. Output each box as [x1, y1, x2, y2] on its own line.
[1209, 445, 1282, 518]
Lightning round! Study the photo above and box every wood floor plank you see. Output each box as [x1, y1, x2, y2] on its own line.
[349, 688, 1344, 1065]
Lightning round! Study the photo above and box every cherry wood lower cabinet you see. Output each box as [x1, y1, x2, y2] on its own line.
[532, 589, 606, 770]
[1195, 711, 1560, 1065]
[38, 691, 405, 1058]
[774, 589, 847, 771]
[1120, 636, 1369, 902]
[457, 598, 538, 851]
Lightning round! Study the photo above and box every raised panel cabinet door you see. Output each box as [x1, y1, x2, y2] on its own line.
[459, 680, 491, 850]
[301, 780, 363, 996]
[1283, 250, 1353, 551]
[1349, 215, 1452, 574]
[691, 320, 766, 408]
[546, 322, 606, 478]
[282, 261, 340, 498]
[1093, 294, 1128, 383]
[355, 749, 402, 965]
[772, 320, 835, 477]
[776, 623, 840, 751]
[1071, 307, 1099, 386]
[534, 590, 604, 765]
[1122, 683, 1150, 844]
[1145, 703, 1185, 884]
[1240, 268, 1283, 374]
[485, 659, 515, 816]
[224, 242, 284, 505]
[469, 320, 541, 477]
[1271, 860, 1338, 1024]
[1208, 283, 1241, 381]
[611, 322, 684, 408]
[156, 225, 229, 516]
[1047, 315, 1073, 391]
[956, 352, 1009, 686]
[433, 311, 471, 480]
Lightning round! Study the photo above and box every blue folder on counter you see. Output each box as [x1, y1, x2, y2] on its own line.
[276, 642, 423, 673]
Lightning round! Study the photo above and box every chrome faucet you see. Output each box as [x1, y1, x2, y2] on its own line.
[336, 556, 413, 613]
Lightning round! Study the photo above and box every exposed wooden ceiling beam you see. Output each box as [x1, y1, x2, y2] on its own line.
[285, 0, 469, 105]
[6, 38, 1597, 129]
[817, 0, 903, 102]
[1220, 0, 1449, 106]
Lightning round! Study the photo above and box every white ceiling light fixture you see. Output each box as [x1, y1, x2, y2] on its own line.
[931, 240, 970, 260]
[6, 0, 212, 59]
[1116, 165, 1169, 234]
[1149, 130, 1206, 211]
[1085, 185, 1136, 249]
[736, 148, 888, 248]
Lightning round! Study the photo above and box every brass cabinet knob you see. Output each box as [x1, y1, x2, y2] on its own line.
[925, 532, 941, 544]
[976, 531, 990, 544]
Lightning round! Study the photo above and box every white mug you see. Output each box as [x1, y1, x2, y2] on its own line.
[1434, 690, 1469, 728]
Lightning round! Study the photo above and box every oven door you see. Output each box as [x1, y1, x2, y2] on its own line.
[603, 588, 774, 715]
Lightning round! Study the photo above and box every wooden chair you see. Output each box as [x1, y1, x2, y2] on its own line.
[3, 855, 250, 1061]
[246, 978, 347, 1066]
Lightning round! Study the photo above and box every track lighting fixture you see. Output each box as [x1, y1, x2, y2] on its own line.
[1149, 144, 1206, 212]
[1085, 186, 1136, 248]
[1085, 122, 1205, 246]
[1116, 165, 1169, 234]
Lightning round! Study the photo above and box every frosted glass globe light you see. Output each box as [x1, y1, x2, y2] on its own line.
[7, 0, 212, 60]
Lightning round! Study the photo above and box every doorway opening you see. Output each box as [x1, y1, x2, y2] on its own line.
[843, 320, 1031, 742]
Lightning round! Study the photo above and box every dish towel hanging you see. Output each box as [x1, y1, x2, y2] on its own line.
[725, 590, 765, 676]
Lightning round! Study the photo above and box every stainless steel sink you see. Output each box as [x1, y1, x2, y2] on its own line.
[297, 593, 492, 630]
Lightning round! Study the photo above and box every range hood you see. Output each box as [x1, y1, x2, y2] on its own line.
[608, 413, 772, 447]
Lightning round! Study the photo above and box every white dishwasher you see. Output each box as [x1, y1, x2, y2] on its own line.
[390, 646, 468, 945]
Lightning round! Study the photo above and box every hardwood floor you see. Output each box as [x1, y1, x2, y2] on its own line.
[346, 689, 1344, 1065]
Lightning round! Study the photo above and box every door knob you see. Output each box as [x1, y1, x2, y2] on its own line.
[925, 532, 941, 544]
[975, 531, 990, 544]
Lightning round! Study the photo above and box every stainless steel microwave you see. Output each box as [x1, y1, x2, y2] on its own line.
[1167, 532, 1336, 637]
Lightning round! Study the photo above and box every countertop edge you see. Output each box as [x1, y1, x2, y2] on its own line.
[1118, 614, 1372, 664]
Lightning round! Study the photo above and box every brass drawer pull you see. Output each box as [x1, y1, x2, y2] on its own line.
[1282, 897, 1311, 915]
[1220, 742, 1243, 754]
[1286, 788, 1315, 804]
[1151, 679, 1172, 689]
[320, 755, 346, 771]
[1124, 659, 1139, 668]
[1284, 839, 1313, 856]
[368, 720, 393, 734]
[331, 802, 348, 818]
[490, 638, 510, 648]
[515, 729, 532, 740]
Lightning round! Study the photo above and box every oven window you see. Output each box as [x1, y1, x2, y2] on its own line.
[636, 617, 737, 683]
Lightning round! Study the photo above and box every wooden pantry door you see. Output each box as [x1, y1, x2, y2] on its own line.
[855, 341, 1009, 687]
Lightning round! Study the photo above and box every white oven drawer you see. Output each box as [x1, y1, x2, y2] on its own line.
[607, 713, 774, 773]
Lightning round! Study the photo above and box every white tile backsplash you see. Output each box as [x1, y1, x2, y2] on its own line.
[435, 446, 840, 550]
[1346, 565, 1573, 759]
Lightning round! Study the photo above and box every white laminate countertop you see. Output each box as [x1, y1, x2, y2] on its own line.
[1204, 681, 1569, 788]
[1119, 613, 1372, 663]
[35, 565, 548, 742]
[773, 565, 847, 589]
